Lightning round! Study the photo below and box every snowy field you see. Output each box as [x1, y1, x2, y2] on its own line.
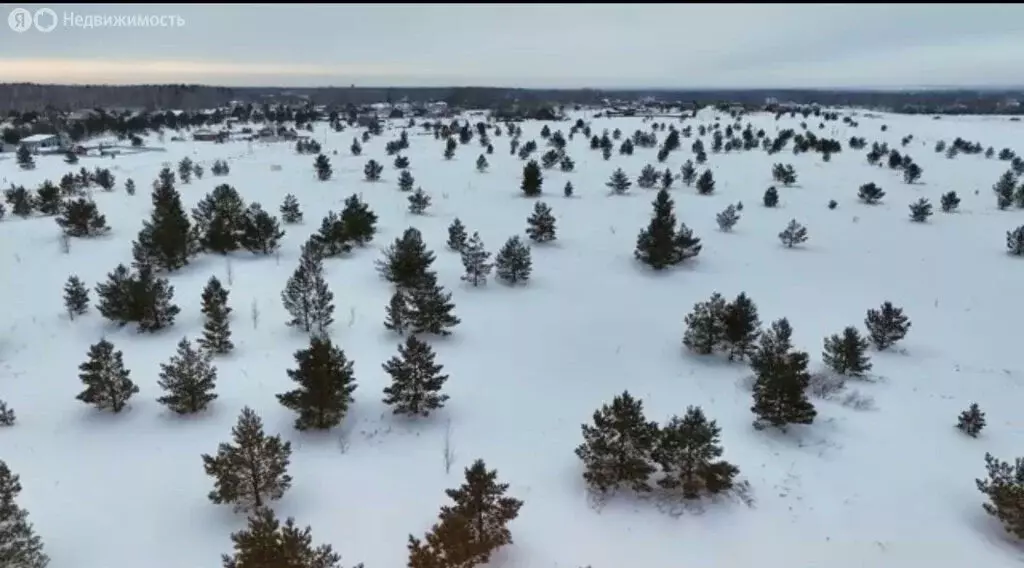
[2, 108, 1023, 568]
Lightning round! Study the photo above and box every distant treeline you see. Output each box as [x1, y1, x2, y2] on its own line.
[1, 83, 1023, 114]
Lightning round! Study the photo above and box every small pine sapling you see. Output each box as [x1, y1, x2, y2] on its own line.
[822, 326, 872, 377]
[76, 339, 139, 413]
[653, 406, 739, 499]
[384, 289, 411, 335]
[940, 191, 960, 212]
[864, 301, 911, 350]
[976, 452, 1024, 539]
[198, 276, 233, 355]
[778, 219, 808, 248]
[382, 336, 450, 417]
[682, 293, 728, 355]
[460, 232, 493, 287]
[0, 400, 15, 426]
[908, 198, 933, 222]
[606, 168, 632, 195]
[0, 461, 49, 567]
[957, 403, 986, 437]
[63, 275, 90, 319]
[563, 181, 574, 198]
[202, 407, 292, 512]
[280, 193, 303, 224]
[408, 187, 431, 215]
[277, 335, 358, 431]
[695, 170, 715, 195]
[858, 182, 885, 204]
[575, 391, 659, 494]
[476, 154, 488, 172]
[716, 204, 740, 232]
[1008, 226, 1024, 256]
[156, 337, 219, 414]
[398, 170, 415, 192]
[447, 218, 468, 252]
[494, 236, 533, 285]
[763, 186, 779, 207]
[525, 201, 557, 243]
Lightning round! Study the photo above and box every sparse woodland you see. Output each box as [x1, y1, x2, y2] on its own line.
[2, 100, 1023, 568]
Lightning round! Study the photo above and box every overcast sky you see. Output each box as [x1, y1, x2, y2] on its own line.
[1, 4, 1022, 89]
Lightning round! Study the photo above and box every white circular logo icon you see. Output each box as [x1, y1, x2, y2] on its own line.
[34, 8, 57, 33]
[8, 8, 32, 32]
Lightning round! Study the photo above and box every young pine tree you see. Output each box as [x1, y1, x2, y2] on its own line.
[682, 293, 728, 355]
[280, 194, 303, 224]
[606, 168, 632, 195]
[202, 407, 293, 512]
[635, 189, 702, 269]
[778, 219, 808, 248]
[199, 276, 233, 355]
[521, 160, 543, 197]
[460, 232, 493, 287]
[408, 187, 431, 215]
[407, 272, 461, 336]
[382, 336, 450, 417]
[864, 301, 911, 350]
[133, 264, 181, 333]
[721, 292, 761, 361]
[476, 154, 489, 172]
[339, 194, 377, 246]
[716, 204, 740, 232]
[434, 459, 524, 566]
[63, 275, 90, 319]
[653, 406, 739, 499]
[957, 403, 986, 438]
[221, 507, 352, 568]
[494, 236, 532, 285]
[281, 243, 335, 335]
[140, 170, 195, 271]
[0, 460, 49, 568]
[314, 154, 333, 181]
[375, 228, 436, 290]
[239, 203, 285, 255]
[750, 319, 816, 431]
[76, 339, 138, 413]
[575, 391, 659, 494]
[908, 197, 933, 222]
[157, 337, 219, 414]
[277, 335, 358, 431]
[976, 452, 1024, 539]
[525, 201, 557, 243]
[398, 169, 415, 192]
[447, 218, 468, 252]
[695, 170, 715, 195]
[822, 326, 872, 377]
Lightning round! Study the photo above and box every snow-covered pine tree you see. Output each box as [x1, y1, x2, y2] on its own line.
[778, 219, 808, 248]
[575, 391, 659, 494]
[460, 232, 493, 287]
[721, 292, 761, 361]
[864, 301, 911, 350]
[157, 337, 218, 414]
[382, 336, 450, 417]
[221, 507, 351, 568]
[198, 276, 233, 355]
[525, 201, 557, 243]
[682, 293, 728, 355]
[407, 272, 461, 336]
[447, 218, 468, 252]
[384, 289, 411, 335]
[822, 326, 872, 377]
[494, 236, 532, 285]
[652, 406, 739, 499]
[63, 275, 90, 319]
[277, 335, 357, 431]
[750, 319, 816, 431]
[280, 193, 303, 224]
[957, 403, 986, 437]
[202, 407, 292, 512]
[408, 187, 431, 215]
[0, 460, 49, 568]
[76, 339, 138, 413]
[281, 243, 335, 335]
[716, 204, 740, 231]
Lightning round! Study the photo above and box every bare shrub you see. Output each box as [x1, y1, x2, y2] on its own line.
[250, 299, 260, 329]
[841, 390, 876, 411]
[225, 257, 234, 285]
[443, 418, 455, 474]
[59, 231, 71, 254]
[808, 372, 847, 399]
[347, 306, 356, 328]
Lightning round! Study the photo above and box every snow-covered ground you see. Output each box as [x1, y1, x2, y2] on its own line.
[2, 108, 1023, 568]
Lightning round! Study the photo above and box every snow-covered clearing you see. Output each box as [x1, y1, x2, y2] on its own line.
[1, 109, 1022, 567]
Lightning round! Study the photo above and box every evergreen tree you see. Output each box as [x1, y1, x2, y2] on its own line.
[908, 197, 933, 222]
[34, 182, 60, 216]
[476, 154, 489, 172]
[140, 170, 195, 271]
[407, 272, 461, 336]
[636, 164, 659, 189]
[339, 194, 377, 246]
[55, 198, 109, 237]
[133, 264, 181, 333]
[864, 301, 911, 350]
[635, 189, 702, 269]
[653, 406, 739, 499]
[397, 169, 415, 192]
[680, 159, 697, 186]
[383, 289, 410, 335]
[976, 452, 1024, 538]
[280, 194, 303, 224]
[314, 154, 333, 181]
[63, 275, 89, 319]
[993, 170, 1016, 210]
[394, 155, 410, 169]
[750, 319, 816, 431]
[363, 159, 383, 181]
[0, 461, 49, 568]
[575, 391, 659, 494]
[199, 276, 234, 355]
[203, 407, 292, 512]
[434, 459, 524, 566]
[407, 514, 475, 568]
[178, 157, 194, 184]
[382, 336, 450, 417]
[957, 403, 986, 438]
[822, 326, 872, 377]
[15, 145, 34, 170]
[563, 181, 574, 198]
[64, 150, 78, 165]
[221, 507, 351, 568]
[192, 184, 247, 255]
[858, 182, 885, 204]
[771, 163, 797, 186]
[408, 187, 431, 215]
[525, 201, 557, 243]
[375, 227, 436, 290]
[0, 401, 14, 427]
[778, 219, 809, 248]
[240, 203, 285, 254]
[460, 232, 493, 287]
[446, 218, 468, 252]
[157, 337, 218, 414]
[494, 236, 532, 285]
[1008, 226, 1024, 256]
[314, 211, 352, 258]
[722, 292, 761, 361]
[94, 264, 135, 326]
[76, 339, 138, 413]
[763, 186, 780, 207]
[716, 204, 740, 231]
[606, 168, 632, 195]
[281, 243, 335, 335]
[695, 170, 715, 195]
[682, 293, 728, 355]
[940, 191, 960, 212]
[661, 168, 675, 190]
[277, 336, 357, 431]
[521, 160, 543, 197]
